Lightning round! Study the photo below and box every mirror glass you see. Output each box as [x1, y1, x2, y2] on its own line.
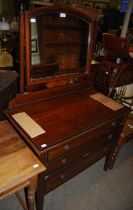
[30, 11, 89, 79]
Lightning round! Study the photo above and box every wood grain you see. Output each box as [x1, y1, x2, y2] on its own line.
[0, 121, 45, 195]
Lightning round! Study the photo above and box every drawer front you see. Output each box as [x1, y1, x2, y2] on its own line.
[46, 129, 120, 173]
[45, 142, 113, 193]
[47, 117, 124, 162]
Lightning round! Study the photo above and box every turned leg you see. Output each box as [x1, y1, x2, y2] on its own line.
[28, 176, 37, 210]
[104, 145, 120, 171]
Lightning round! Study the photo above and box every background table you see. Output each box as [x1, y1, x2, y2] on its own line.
[0, 120, 45, 210]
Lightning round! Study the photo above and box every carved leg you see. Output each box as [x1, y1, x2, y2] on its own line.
[104, 145, 120, 171]
[28, 176, 37, 210]
[36, 173, 46, 210]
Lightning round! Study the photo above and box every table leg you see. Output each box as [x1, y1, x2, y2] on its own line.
[28, 176, 37, 210]
[104, 145, 120, 170]
[36, 174, 45, 210]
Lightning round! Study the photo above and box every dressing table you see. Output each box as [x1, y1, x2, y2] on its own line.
[5, 6, 130, 210]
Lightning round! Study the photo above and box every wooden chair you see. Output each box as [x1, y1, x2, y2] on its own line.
[91, 33, 133, 147]
[91, 60, 128, 96]
[102, 33, 131, 64]
[91, 33, 133, 95]
[119, 115, 133, 145]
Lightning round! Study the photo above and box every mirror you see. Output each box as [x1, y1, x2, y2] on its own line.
[21, 6, 98, 92]
[30, 11, 89, 79]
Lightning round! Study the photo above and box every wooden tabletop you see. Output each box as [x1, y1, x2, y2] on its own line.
[0, 120, 45, 195]
[6, 90, 128, 151]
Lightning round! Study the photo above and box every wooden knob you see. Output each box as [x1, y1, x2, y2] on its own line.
[60, 174, 65, 179]
[111, 121, 116, 126]
[64, 144, 70, 152]
[108, 134, 113, 139]
[61, 158, 67, 164]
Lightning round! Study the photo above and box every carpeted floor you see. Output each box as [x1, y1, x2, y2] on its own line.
[0, 140, 133, 210]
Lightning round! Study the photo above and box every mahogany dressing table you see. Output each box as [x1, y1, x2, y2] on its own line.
[4, 6, 130, 210]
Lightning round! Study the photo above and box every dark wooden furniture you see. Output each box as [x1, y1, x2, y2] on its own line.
[5, 6, 130, 210]
[0, 70, 18, 120]
[102, 33, 131, 63]
[91, 33, 133, 95]
[91, 33, 133, 149]
[0, 120, 45, 210]
[119, 114, 133, 144]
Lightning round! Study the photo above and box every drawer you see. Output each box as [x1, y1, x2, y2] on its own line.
[47, 118, 123, 162]
[45, 142, 113, 193]
[46, 129, 119, 173]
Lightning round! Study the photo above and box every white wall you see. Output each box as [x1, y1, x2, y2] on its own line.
[31, 20, 40, 65]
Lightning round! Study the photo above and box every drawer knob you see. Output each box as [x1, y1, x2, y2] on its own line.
[104, 147, 107, 152]
[60, 174, 65, 180]
[111, 122, 116, 126]
[61, 158, 67, 164]
[64, 144, 70, 152]
[108, 134, 113, 139]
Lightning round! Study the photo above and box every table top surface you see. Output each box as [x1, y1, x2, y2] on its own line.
[7, 90, 127, 151]
[0, 120, 45, 194]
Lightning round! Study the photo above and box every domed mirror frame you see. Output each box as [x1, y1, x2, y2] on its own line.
[19, 6, 99, 93]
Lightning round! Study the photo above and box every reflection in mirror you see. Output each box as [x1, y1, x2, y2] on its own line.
[30, 12, 89, 79]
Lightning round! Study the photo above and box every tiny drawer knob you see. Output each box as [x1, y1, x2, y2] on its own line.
[108, 134, 113, 139]
[104, 147, 107, 152]
[60, 174, 65, 180]
[64, 144, 70, 152]
[61, 158, 67, 164]
[111, 121, 116, 126]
